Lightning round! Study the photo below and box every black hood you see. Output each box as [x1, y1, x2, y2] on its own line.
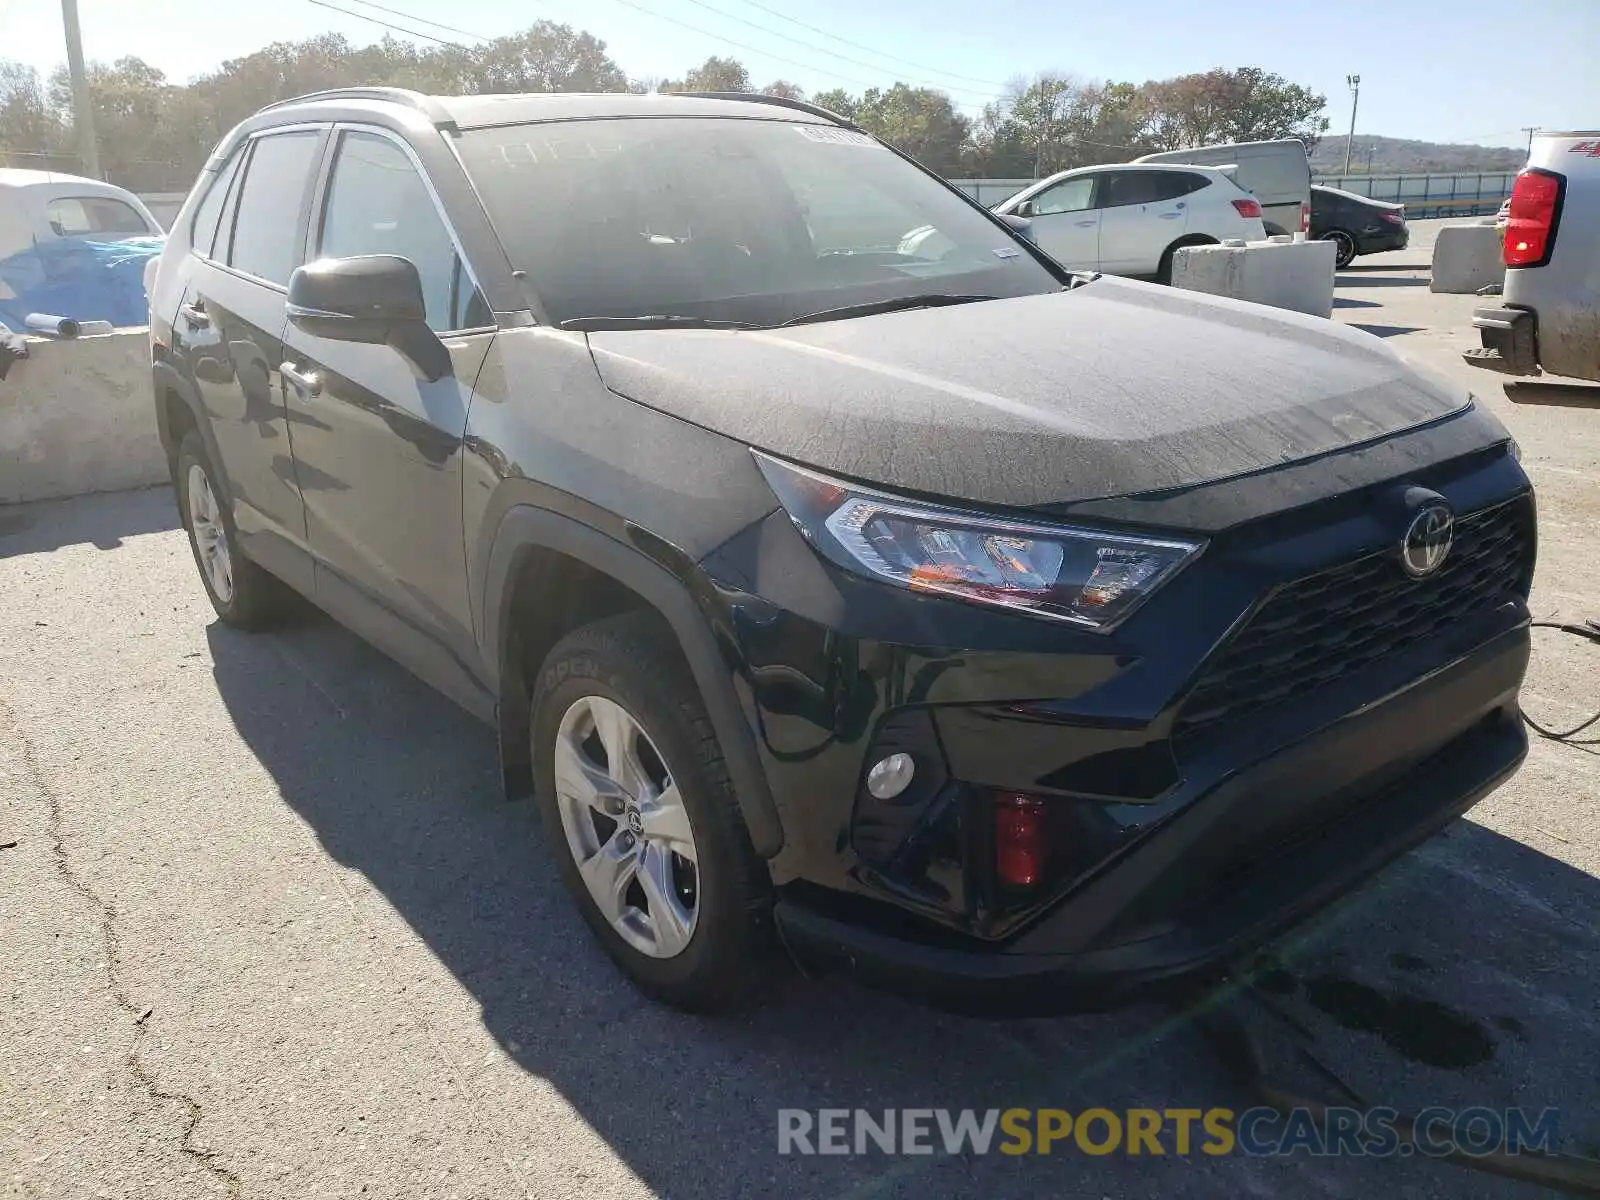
[585, 277, 1469, 508]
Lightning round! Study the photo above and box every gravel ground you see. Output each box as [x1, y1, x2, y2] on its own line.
[3, 228, 1598, 1198]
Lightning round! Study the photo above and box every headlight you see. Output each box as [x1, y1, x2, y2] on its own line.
[753, 451, 1203, 631]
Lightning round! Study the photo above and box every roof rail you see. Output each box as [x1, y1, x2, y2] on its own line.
[674, 91, 860, 132]
[258, 87, 454, 126]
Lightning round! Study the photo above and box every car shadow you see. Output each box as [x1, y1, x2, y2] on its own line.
[0, 484, 178, 559]
[205, 614, 1600, 1197]
[1337, 273, 1431, 287]
[1350, 323, 1427, 339]
[1504, 381, 1600, 409]
[1331, 296, 1382, 309]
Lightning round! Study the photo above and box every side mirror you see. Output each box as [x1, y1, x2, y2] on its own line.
[287, 255, 451, 382]
[1013, 199, 1036, 218]
[997, 213, 1035, 243]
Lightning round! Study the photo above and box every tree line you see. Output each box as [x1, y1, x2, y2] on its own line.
[0, 23, 1328, 191]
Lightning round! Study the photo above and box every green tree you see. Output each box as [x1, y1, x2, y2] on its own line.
[849, 84, 970, 176]
[0, 61, 65, 166]
[809, 88, 857, 121]
[1138, 67, 1327, 152]
[761, 80, 805, 101]
[661, 56, 751, 93]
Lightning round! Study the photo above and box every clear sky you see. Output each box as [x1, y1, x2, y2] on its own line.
[2, 0, 1595, 146]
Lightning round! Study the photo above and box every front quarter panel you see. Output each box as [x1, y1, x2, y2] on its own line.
[462, 326, 780, 671]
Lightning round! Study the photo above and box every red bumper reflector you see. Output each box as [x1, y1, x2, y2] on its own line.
[994, 792, 1047, 887]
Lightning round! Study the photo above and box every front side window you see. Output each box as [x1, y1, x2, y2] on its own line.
[458, 117, 1060, 327]
[1032, 175, 1097, 215]
[228, 131, 320, 286]
[318, 130, 488, 332]
[46, 195, 151, 238]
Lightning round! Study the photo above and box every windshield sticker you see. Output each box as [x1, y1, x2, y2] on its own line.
[794, 125, 876, 148]
[993, 247, 1021, 259]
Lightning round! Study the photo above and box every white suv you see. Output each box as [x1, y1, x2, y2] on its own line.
[1467, 130, 1600, 383]
[993, 164, 1268, 282]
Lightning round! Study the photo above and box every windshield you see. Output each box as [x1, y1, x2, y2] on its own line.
[458, 117, 1062, 327]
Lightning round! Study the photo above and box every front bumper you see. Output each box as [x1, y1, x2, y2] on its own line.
[701, 438, 1532, 1016]
[775, 625, 1527, 1015]
[1465, 304, 1540, 376]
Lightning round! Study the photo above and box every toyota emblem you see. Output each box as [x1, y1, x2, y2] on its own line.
[1400, 502, 1454, 577]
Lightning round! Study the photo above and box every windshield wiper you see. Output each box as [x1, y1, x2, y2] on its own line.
[558, 314, 763, 332]
[779, 293, 998, 327]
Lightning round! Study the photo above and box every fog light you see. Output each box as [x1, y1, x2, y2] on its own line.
[994, 792, 1047, 888]
[866, 752, 915, 799]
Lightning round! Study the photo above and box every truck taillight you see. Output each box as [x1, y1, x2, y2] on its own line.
[1300, 201, 1310, 232]
[1230, 198, 1262, 218]
[1504, 168, 1564, 268]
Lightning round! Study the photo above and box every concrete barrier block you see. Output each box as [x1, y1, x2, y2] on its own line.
[1430, 224, 1505, 293]
[1, 330, 166, 505]
[1171, 237, 1336, 318]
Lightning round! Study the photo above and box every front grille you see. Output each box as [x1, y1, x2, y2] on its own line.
[1173, 497, 1532, 742]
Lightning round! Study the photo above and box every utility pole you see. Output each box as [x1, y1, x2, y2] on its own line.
[1343, 74, 1361, 176]
[1522, 126, 1540, 157]
[61, 0, 99, 179]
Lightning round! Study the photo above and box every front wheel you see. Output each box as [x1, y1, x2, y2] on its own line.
[1322, 228, 1358, 269]
[531, 612, 773, 1011]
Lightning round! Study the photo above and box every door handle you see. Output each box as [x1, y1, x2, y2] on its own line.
[280, 361, 322, 397]
[1075, 219, 1097, 227]
[1158, 212, 1184, 219]
[179, 301, 209, 328]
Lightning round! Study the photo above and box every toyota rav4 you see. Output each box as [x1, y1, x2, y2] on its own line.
[148, 88, 1535, 1015]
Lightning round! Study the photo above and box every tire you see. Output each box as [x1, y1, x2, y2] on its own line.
[1156, 236, 1215, 286]
[530, 611, 773, 1011]
[1323, 228, 1358, 269]
[175, 430, 291, 629]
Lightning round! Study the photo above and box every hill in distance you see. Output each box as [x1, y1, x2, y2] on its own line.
[1311, 134, 1526, 175]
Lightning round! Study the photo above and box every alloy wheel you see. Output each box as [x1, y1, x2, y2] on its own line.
[187, 463, 234, 605]
[553, 694, 700, 958]
[1324, 229, 1357, 269]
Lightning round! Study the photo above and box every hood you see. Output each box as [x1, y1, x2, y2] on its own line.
[585, 278, 1468, 508]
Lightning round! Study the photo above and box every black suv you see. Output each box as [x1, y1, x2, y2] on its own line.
[149, 88, 1533, 1015]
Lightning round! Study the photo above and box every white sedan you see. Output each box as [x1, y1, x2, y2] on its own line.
[993, 164, 1268, 282]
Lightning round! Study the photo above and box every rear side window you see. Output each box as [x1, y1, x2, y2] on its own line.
[1152, 172, 1209, 200]
[317, 129, 488, 332]
[45, 195, 150, 237]
[228, 131, 321, 286]
[189, 147, 245, 259]
[1102, 172, 1167, 207]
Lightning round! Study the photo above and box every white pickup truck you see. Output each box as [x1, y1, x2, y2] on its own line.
[1466, 130, 1600, 383]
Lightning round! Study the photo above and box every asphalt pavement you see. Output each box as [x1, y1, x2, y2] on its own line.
[2, 230, 1598, 1198]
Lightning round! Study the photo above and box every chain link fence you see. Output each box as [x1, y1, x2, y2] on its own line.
[0, 149, 195, 193]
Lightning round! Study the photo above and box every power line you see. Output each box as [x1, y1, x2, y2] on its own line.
[592, 0, 891, 91]
[726, 0, 1008, 90]
[305, 0, 1012, 108]
[303, 0, 468, 48]
[335, 0, 489, 41]
[664, 0, 1007, 99]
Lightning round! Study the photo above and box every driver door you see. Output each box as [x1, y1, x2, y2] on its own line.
[279, 126, 497, 710]
[1018, 174, 1101, 271]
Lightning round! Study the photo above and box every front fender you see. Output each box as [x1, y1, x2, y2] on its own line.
[483, 503, 786, 859]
